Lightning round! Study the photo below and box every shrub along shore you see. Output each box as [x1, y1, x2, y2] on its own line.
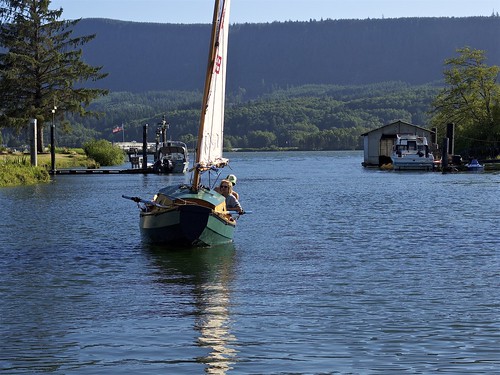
[0, 158, 50, 187]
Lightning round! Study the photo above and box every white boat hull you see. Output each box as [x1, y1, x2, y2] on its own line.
[392, 157, 435, 170]
[392, 134, 435, 171]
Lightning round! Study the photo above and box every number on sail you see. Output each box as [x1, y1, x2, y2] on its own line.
[215, 55, 222, 74]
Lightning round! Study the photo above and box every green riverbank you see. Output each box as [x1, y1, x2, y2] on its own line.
[0, 151, 91, 187]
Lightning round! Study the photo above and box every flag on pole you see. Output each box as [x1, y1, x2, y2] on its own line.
[112, 125, 123, 134]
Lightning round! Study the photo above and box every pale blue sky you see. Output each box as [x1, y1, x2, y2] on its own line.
[49, 0, 498, 24]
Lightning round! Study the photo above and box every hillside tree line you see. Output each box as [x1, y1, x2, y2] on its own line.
[0, 1, 498, 158]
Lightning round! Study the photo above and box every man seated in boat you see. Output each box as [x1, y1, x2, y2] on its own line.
[218, 179, 243, 214]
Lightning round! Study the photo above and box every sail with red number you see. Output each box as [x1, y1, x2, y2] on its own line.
[194, 0, 231, 177]
[123, 0, 245, 247]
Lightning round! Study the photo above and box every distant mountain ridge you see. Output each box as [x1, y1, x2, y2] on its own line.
[74, 17, 500, 96]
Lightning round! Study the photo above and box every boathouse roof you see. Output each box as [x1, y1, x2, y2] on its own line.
[360, 120, 435, 137]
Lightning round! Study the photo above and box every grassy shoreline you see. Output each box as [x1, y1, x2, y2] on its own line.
[0, 151, 92, 187]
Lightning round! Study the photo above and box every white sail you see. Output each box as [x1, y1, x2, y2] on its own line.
[197, 0, 231, 170]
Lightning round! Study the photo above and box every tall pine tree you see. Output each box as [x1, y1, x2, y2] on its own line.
[0, 0, 108, 150]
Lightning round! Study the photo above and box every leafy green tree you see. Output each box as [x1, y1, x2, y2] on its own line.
[431, 47, 500, 158]
[0, 0, 108, 150]
[247, 130, 277, 148]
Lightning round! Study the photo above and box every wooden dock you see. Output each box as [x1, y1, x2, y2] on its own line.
[53, 168, 157, 175]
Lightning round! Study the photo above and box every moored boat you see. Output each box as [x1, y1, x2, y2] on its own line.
[466, 159, 484, 171]
[124, 0, 241, 246]
[153, 141, 188, 174]
[391, 134, 435, 171]
[152, 116, 189, 174]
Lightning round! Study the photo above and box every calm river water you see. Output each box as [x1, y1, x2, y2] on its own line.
[1, 151, 499, 374]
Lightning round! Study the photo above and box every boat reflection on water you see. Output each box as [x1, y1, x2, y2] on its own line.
[146, 244, 237, 374]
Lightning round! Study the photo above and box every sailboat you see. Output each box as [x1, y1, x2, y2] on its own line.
[123, 0, 240, 246]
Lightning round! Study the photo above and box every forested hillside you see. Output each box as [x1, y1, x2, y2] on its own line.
[33, 16, 497, 151]
[53, 82, 439, 150]
[74, 16, 500, 97]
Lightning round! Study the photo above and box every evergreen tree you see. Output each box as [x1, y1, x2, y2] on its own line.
[0, 0, 108, 150]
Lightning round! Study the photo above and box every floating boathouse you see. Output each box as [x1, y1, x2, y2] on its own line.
[361, 120, 436, 167]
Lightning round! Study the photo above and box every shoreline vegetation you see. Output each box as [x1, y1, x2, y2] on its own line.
[0, 146, 332, 188]
[1, 147, 498, 188]
[0, 141, 125, 187]
[0, 149, 91, 187]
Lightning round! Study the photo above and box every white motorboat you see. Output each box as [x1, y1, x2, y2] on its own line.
[391, 134, 435, 171]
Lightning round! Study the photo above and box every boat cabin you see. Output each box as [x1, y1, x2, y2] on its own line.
[394, 136, 430, 156]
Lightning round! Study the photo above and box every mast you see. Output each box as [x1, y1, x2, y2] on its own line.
[192, 0, 222, 191]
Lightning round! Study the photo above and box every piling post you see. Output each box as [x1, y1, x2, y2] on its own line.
[446, 123, 455, 157]
[142, 124, 148, 170]
[431, 127, 437, 145]
[50, 106, 57, 174]
[30, 119, 37, 166]
[442, 137, 449, 173]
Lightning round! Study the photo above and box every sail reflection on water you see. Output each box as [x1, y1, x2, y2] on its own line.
[195, 281, 237, 374]
[147, 244, 237, 374]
